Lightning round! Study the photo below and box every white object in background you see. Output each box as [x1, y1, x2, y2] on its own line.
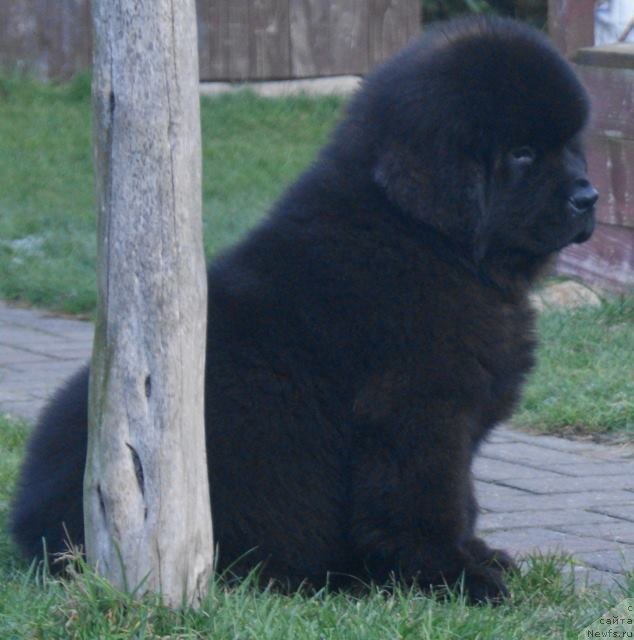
[595, 0, 634, 44]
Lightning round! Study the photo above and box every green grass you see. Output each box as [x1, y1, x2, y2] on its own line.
[0, 74, 96, 314]
[0, 419, 630, 639]
[515, 296, 634, 437]
[0, 73, 342, 315]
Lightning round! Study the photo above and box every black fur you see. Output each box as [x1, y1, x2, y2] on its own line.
[11, 17, 595, 603]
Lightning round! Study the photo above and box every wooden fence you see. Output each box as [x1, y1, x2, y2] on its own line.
[0, 0, 92, 81]
[0, 0, 420, 81]
[549, 0, 634, 292]
[561, 46, 634, 292]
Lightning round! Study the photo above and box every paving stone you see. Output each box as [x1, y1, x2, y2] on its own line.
[502, 430, 607, 453]
[478, 509, 621, 532]
[18, 347, 90, 361]
[0, 385, 58, 400]
[474, 481, 535, 506]
[575, 548, 634, 573]
[477, 442, 591, 465]
[558, 443, 634, 462]
[482, 430, 519, 444]
[0, 401, 40, 422]
[551, 462, 634, 477]
[555, 522, 634, 545]
[0, 325, 75, 342]
[13, 318, 92, 338]
[0, 345, 53, 365]
[492, 426, 527, 439]
[6, 364, 84, 380]
[0, 304, 91, 334]
[483, 527, 624, 556]
[588, 505, 634, 523]
[498, 474, 634, 494]
[479, 490, 634, 513]
[561, 564, 626, 590]
[0, 388, 36, 403]
[1, 381, 73, 398]
[473, 457, 569, 481]
[0, 336, 92, 360]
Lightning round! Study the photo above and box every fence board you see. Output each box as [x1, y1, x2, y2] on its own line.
[250, 0, 291, 79]
[577, 64, 634, 140]
[328, 1, 368, 76]
[558, 223, 634, 290]
[0, 1, 38, 74]
[290, 0, 369, 77]
[196, 1, 218, 80]
[548, 0, 594, 58]
[369, 0, 421, 66]
[0, 0, 91, 80]
[47, 0, 92, 79]
[1, 0, 419, 81]
[198, 0, 250, 81]
[225, 0, 250, 79]
[586, 136, 634, 229]
[556, 48, 634, 290]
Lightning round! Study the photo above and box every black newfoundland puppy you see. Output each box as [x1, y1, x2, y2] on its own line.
[11, 17, 597, 603]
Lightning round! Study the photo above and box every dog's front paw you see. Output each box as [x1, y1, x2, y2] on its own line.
[463, 537, 517, 573]
[460, 563, 509, 605]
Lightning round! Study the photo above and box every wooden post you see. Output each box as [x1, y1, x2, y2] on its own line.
[86, 0, 213, 607]
[548, 0, 595, 57]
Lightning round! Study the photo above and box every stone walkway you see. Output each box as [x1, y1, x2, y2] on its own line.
[1, 299, 633, 589]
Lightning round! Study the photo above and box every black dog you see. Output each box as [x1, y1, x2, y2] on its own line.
[11, 16, 597, 603]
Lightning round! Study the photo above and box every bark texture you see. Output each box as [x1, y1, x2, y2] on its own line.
[86, 0, 212, 607]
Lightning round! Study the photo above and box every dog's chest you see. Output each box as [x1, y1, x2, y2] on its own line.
[466, 299, 537, 436]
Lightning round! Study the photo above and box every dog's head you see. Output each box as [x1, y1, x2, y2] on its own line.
[353, 17, 597, 264]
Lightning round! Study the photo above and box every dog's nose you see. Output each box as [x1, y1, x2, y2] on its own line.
[569, 179, 599, 214]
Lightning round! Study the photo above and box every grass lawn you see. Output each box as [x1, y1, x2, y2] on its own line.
[0, 73, 632, 439]
[517, 296, 634, 437]
[0, 421, 631, 639]
[0, 74, 342, 315]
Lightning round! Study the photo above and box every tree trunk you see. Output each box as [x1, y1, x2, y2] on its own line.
[86, 0, 213, 608]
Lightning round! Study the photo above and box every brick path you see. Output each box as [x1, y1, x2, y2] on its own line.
[1, 299, 633, 588]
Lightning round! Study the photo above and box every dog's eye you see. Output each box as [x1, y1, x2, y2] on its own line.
[509, 146, 536, 165]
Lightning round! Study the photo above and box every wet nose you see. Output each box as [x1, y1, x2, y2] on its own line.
[569, 179, 599, 214]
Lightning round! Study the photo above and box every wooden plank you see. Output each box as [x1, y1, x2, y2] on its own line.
[249, 0, 291, 79]
[44, 0, 65, 79]
[195, 0, 218, 81]
[69, 0, 92, 78]
[0, 0, 44, 78]
[290, 0, 333, 77]
[556, 223, 634, 291]
[33, 0, 51, 77]
[197, 0, 249, 81]
[45, 0, 92, 80]
[329, 0, 368, 76]
[0, 0, 91, 80]
[548, 0, 594, 58]
[369, 0, 421, 67]
[576, 65, 634, 139]
[0, 0, 424, 81]
[290, 0, 368, 77]
[575, 44, 634, 71]
[587, 136, 634, 229]
[225, 0, 250, 79]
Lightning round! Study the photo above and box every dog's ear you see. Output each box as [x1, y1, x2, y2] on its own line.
[374, 140, 491, 262]
[373, 141, 436, 224]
